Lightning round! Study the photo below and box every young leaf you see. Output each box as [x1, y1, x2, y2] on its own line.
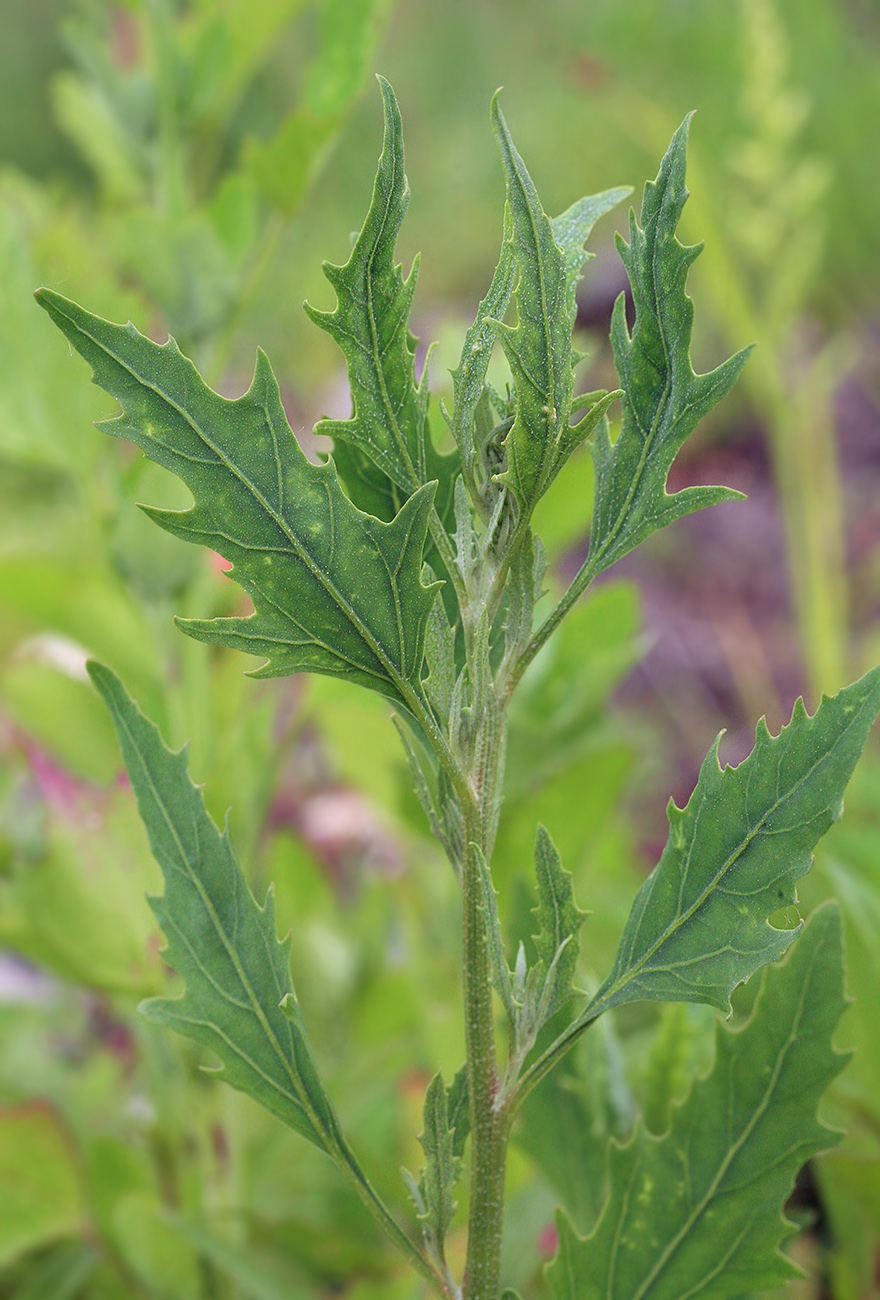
[583, 116, 750, 582]
[449, 204, 517, 507]
[546, 903, 850, 1300]
[35, 289, 438, 710]
[531, 825, 587, 1018]
[304, 76, 432, 499]
[476, 845, 517, 1025]
[445, 1063, 471, 1161]
[583, 664, 880, 1021]
[87, 662, 334, 1152]
[490, 95, 627, 524]
[404, 1071, 464, 1269]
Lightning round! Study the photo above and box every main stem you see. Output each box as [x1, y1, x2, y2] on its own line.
[461, 800, 509, 1300]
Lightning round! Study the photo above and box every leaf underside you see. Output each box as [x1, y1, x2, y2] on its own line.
[87, 662, 336, 1152]
[585, 663, 880, 1019]
[586, 115, 750, 580]
[547, 903, 849, 1300]
[34, 288, 438, 709]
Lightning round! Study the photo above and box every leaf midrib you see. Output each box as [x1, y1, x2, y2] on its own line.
[625, 939, 817, 1300]
[498, 113, 566, 504]
[67, 305, 416, 697]
[588, 212, 675, 579]
[596, 712, 849, 1009]
[113, 695, 329, 1144]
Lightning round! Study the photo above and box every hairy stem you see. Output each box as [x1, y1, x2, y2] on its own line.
[461, 804, 508, 1300]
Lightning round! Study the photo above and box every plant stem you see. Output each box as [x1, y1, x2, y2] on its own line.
[329, 1129, 452, 1297]
[461, 807, 508, 1300]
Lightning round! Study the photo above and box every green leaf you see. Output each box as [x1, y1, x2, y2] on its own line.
[304, 77, 431, 499]
[546, 903, 849, 1300]
[477, 844, 517, 1025]
[445, 1063, 470, 1161]
[531, 825, 587, 1018]
[518, 1020, 634, 1237]
[639, 1003, 711, 1137]
[405, 1071, 463, 1263]
[34, 289, 438, 710]
[584, 116, 750, 581]
[585, 663, 880, 1019]
[449, 204, 517, 505]
[490, 95, 627, 522]
[87, 661, 335, 1152]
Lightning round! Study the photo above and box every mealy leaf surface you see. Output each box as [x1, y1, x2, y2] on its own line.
[547, 903, 849, 1300]
[585, 663, 880, 1018]
[35, 289, 438, 708]
[584, 116, 750, 580]
[88, 662, 335, 1151]
[490, 96, 627, 521]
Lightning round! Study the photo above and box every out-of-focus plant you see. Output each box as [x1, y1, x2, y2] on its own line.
[28, 76, 880, 1300]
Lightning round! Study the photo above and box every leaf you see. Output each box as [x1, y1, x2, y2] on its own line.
[0, 1104, 83, 1267]
[517, 1021, 634, 1237]
[490, 95, 627, 522]
[584, 116, 750, 581]
[445, 1063, 470, 1161]
[35, 289, 438, 710]
[409, 1072, 464, 1256]
[585, 662, 880, 1019]
[639, 1003, 710, 1137]
[546, 903, 850, 1300]
[531, 825, 587, 1017]
[449, 204, 517, 503]
[304, 77, 431, 499]
[477, 845, 517, 1024]
[87, 661, 335, 1152]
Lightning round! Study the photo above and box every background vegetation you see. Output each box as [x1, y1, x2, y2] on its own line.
[1, 1, 879, 1297]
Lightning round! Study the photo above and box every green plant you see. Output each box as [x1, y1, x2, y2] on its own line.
[33, 79, 880, 1300]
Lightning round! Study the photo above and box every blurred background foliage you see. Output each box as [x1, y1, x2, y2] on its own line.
[0, 0, 879, 1297]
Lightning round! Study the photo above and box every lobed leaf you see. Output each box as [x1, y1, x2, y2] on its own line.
[304, 76, 444, 505]
[547, 903, 850, 1300]
[584, 116, 750, 581]
[35, 289, 438, 710]
[87, 662, 336, 1152]
[490, 95, 627, 524]
[585, 663, 880, 1019]
[409, 1072, 464, 1256]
